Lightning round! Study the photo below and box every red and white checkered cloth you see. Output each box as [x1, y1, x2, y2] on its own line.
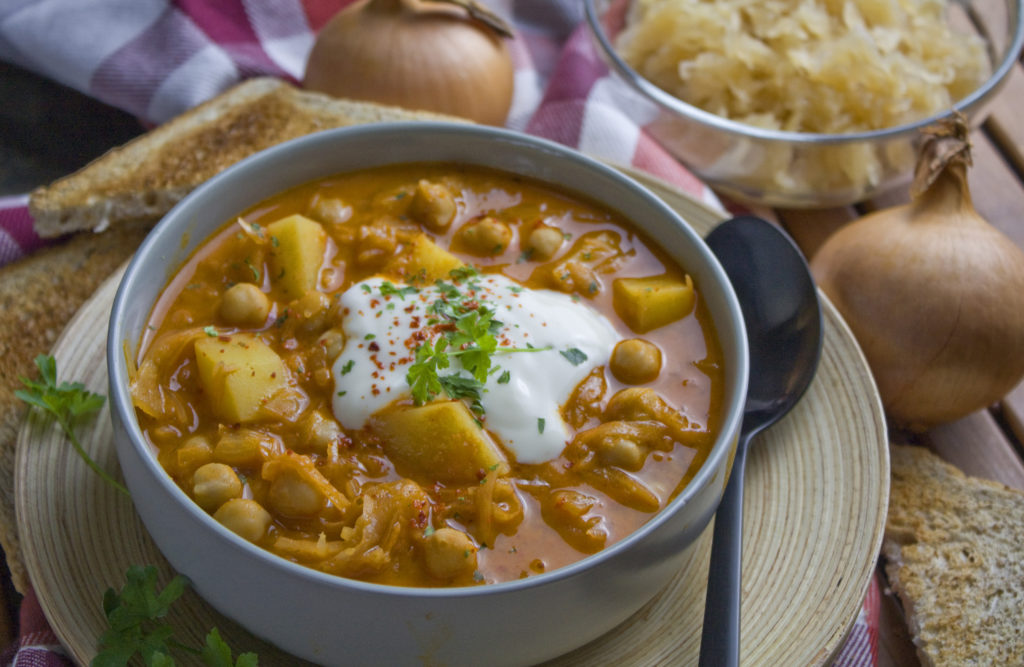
[0, 1, 880, 664]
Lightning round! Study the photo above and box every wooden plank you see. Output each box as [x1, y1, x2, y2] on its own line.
[777, 207, 857, 261]
[967, 131, 1024, 248]
[877, 564, 921, 667]
[923, 410, 1024, 491]
[1000, 379, 1024, 448]
[983, 65, 1024, 178]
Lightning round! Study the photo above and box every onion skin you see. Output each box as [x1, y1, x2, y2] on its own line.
[810, 118, 1024, 430]
[303, 0, 515, 126]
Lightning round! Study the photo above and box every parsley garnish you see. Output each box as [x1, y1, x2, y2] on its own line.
[560, 348, 588, 366]
[378, 281, 419, 299]
[448, 266, 480, 282]
[203, 326, 218, 337]
[243, 258, 260, 282]
[97, 565, 258, 666]
[404, 269, 553, 413]
[537, 418, 546, 434]
[16, 355, 128, 497]
[340, 360, 355, 375]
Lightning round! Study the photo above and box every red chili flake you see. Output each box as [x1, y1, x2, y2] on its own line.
[404, 304, 416, 313]
[370, 298, 380, 308]
[368, 341, 380, 352]
[371, 387, 381, 396]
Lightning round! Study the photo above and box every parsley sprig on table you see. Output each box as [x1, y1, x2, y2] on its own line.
[405, 268, 547, 412]
[16, 354, 129, 497]
[95, 565, 257, 667]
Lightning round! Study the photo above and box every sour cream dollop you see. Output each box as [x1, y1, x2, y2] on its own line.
[331, 273, 620, 463]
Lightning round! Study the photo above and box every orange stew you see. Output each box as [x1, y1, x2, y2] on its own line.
[132, 164, 724, 587]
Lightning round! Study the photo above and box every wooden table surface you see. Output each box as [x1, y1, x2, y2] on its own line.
[3, 40, 1024, 663]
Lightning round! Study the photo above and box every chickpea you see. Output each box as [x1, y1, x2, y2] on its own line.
[423, 527, 478, 580]
[610, 338, 663, 385]
[409, 180, 456, 231]
[457, 217, 512, 256]
[192, 462, 242, 511]
[219, 283, 271, 327]
[597, 437, 645, 470]
[214, 498, 272, 543]
[310, 196, 352, 226]
[524, 223, 564, 260]
[268, 469, 323, 517]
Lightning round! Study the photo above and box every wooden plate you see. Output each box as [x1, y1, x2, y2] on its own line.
[15, 170, 889, 666]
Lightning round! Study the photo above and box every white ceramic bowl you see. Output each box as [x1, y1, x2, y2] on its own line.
[585, 0, 1024, 208]
[107, 122, 748, 666]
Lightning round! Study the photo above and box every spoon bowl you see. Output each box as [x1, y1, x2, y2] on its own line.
[699, 216, 823, 666]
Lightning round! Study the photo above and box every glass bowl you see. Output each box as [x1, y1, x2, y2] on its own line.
[584, 0, 1024, 208]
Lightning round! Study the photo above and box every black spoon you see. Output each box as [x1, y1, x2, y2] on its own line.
[698, 216, 824, 667]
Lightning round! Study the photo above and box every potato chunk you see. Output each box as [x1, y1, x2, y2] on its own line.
[266, 214, 327, 300]
[194, 334, 290, 423]
[384, 233, 464, 283]
[370, 401, 507, 484]
[612, 274, 695, 333]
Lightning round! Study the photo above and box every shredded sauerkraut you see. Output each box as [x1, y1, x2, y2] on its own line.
[613, 0, 993, 202]
[616, 0, 991, 134]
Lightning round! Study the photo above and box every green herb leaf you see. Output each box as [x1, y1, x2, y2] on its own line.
[243, 258, 260, 282]
[203, 326, 218, 337]
[95, 565, 187, 665]
[201, 628, 260, 667]
[16, 355, 127, 496]
[560, 348, 588, 366]
[340, 360, 355, 376]
[407, 338, 450, 404]
[97, 566, 259, 666]
[448, 265, 480, 282]
[439, 374, 483, 403]
[497, 370, 511, 384]
[378, 281, 419, 300]
[537, 418, 546, 434]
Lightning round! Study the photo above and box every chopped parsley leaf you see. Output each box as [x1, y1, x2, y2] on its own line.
[560, 348, 588, 366]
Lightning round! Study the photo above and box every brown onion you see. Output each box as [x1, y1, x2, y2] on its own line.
[303, 0, 515, 125]
[811, 114, 1024, 430]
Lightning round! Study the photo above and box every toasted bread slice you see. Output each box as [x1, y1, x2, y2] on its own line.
[28, 77, 461, 237]
[0, 221, 151, 592]
[882, 445, 1024, 666]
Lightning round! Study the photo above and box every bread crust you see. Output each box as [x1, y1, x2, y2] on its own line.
[28, 77, 461, 238]
[883, 445, 1024, 667]
[0, 223, 149, 592]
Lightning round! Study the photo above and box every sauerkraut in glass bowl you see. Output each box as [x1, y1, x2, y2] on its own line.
[584, 0, 1023, 208]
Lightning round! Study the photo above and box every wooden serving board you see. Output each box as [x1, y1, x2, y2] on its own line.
[14, 170, 889, 666]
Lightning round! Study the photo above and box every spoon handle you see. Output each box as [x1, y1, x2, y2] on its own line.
[698, 434, 750, 667]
